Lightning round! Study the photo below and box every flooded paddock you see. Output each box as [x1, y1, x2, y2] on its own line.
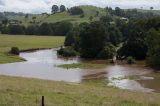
[0, 49, 159, 93]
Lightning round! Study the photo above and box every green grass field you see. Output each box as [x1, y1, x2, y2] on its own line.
[58, 63, 108, 69]
[0, 34, 65, 63]
[0, 75, 159, 106]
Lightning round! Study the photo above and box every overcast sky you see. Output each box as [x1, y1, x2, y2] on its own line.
[0, 0, 160, 13]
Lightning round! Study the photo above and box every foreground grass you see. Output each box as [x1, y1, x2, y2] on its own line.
[57, 63, 108, 69]
[0, 34, 64, 63]
[0, 76, 159, 106]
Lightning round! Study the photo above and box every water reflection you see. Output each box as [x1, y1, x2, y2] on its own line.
[0, 49, 159, 93]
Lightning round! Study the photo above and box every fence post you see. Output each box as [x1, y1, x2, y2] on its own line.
[42, 96, 44, 106]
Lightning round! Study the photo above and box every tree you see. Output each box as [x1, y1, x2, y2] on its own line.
[79, 21, 107, 58]
[95, 11, 99, 17]
[146, 29, 160, 69]
[39, 23, 52, 35]
[118, 27, 147, 60]
[26, 25, 39, 35]
[32, 16, 36, 20]
[69, 7, 84, 15]
[115, 7, 121, 16]
[97, 43, 116, 59]
[8, 25, 25, 35]
[89, 16, 93, 21]
[108, 26, 122, 46]
[51, 21, 73, 36]
[105, 7, 113, 15]
[150, 7, 154, 10]
[100, 15, 112, 24]
[52, 5, 59, 14]
[65, 26, 80, 47]
[25, 14, 29, 19]
[2, 19, 8, 25]
[60, 5, 66, 12]
[115, 7, 124, 16]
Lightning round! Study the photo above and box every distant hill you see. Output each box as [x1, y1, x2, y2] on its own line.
[7, 5, 106, 26]
[2, 5, 160, 26]
[137, 9, 160, 15]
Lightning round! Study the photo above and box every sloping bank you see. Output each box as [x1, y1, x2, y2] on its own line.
[0, 75, 159, 105]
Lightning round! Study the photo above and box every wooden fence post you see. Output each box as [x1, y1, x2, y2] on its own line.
[42, 96, 44, 106]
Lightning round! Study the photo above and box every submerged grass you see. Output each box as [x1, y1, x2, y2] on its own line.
[0, 34, 64, 63]
[0, 75, 160, 105]
[112, 75, 140, 81]
[57, 63, 107, 69]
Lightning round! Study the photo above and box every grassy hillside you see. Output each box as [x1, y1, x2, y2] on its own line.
[7, 5, 160, 27]
[0, 75, 159, 105]
[8, 6, 106, 26]
[0, 34, 64, 63]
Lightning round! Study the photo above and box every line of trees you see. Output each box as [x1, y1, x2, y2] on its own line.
[51, 5, 84, 16]
[52, 5, 66, 14]
[0, 21, 73, 36]
[105, 7, 156, 19]
[62, 14, 160, 69]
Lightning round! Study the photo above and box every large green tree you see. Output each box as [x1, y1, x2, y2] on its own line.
[118, 26, 148, 60]
[52, 5, 59, 14]
[69, 7, 84, 15]
[26, 25, 39, 35]
[8, 25, 25, 35]
[60, 5, 66, 12]
[51, 21, 73, 36]
[39, 23, 52, 35]
[79, 21, 107, 58]
[146, 29, 160, 69]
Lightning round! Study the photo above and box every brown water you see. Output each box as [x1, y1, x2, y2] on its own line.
[0, 49, 159, 93]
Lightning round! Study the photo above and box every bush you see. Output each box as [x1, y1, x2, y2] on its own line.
[10, 47, 20, 55]
[57, 47, 76, 57]
[126, 56, 136, 64]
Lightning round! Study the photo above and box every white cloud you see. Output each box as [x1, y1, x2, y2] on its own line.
[0, 0, 160, 13]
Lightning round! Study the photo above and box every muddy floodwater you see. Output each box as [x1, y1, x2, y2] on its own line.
[0, 49, 159, 93]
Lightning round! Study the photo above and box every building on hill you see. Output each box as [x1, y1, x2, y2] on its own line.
[120, 17, 129, 22]
[9, 20, 20, 25]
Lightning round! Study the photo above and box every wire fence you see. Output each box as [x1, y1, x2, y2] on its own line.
[0, 104, 54, 106]
[0, 96, 53, 106]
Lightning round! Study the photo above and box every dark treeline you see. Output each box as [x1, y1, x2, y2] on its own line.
[61, 16, 160, 69]
[0, 6, 158, 36]
[0, 21, 73, 36]
[0, 12, 27, 17]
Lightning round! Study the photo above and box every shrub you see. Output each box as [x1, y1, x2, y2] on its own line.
[57, 47, 76, 57]
[80, 14, 85, 18]
[10, 47, 20, 55]
[57, 46, 64, 55]
[126, 56, 136, 64]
